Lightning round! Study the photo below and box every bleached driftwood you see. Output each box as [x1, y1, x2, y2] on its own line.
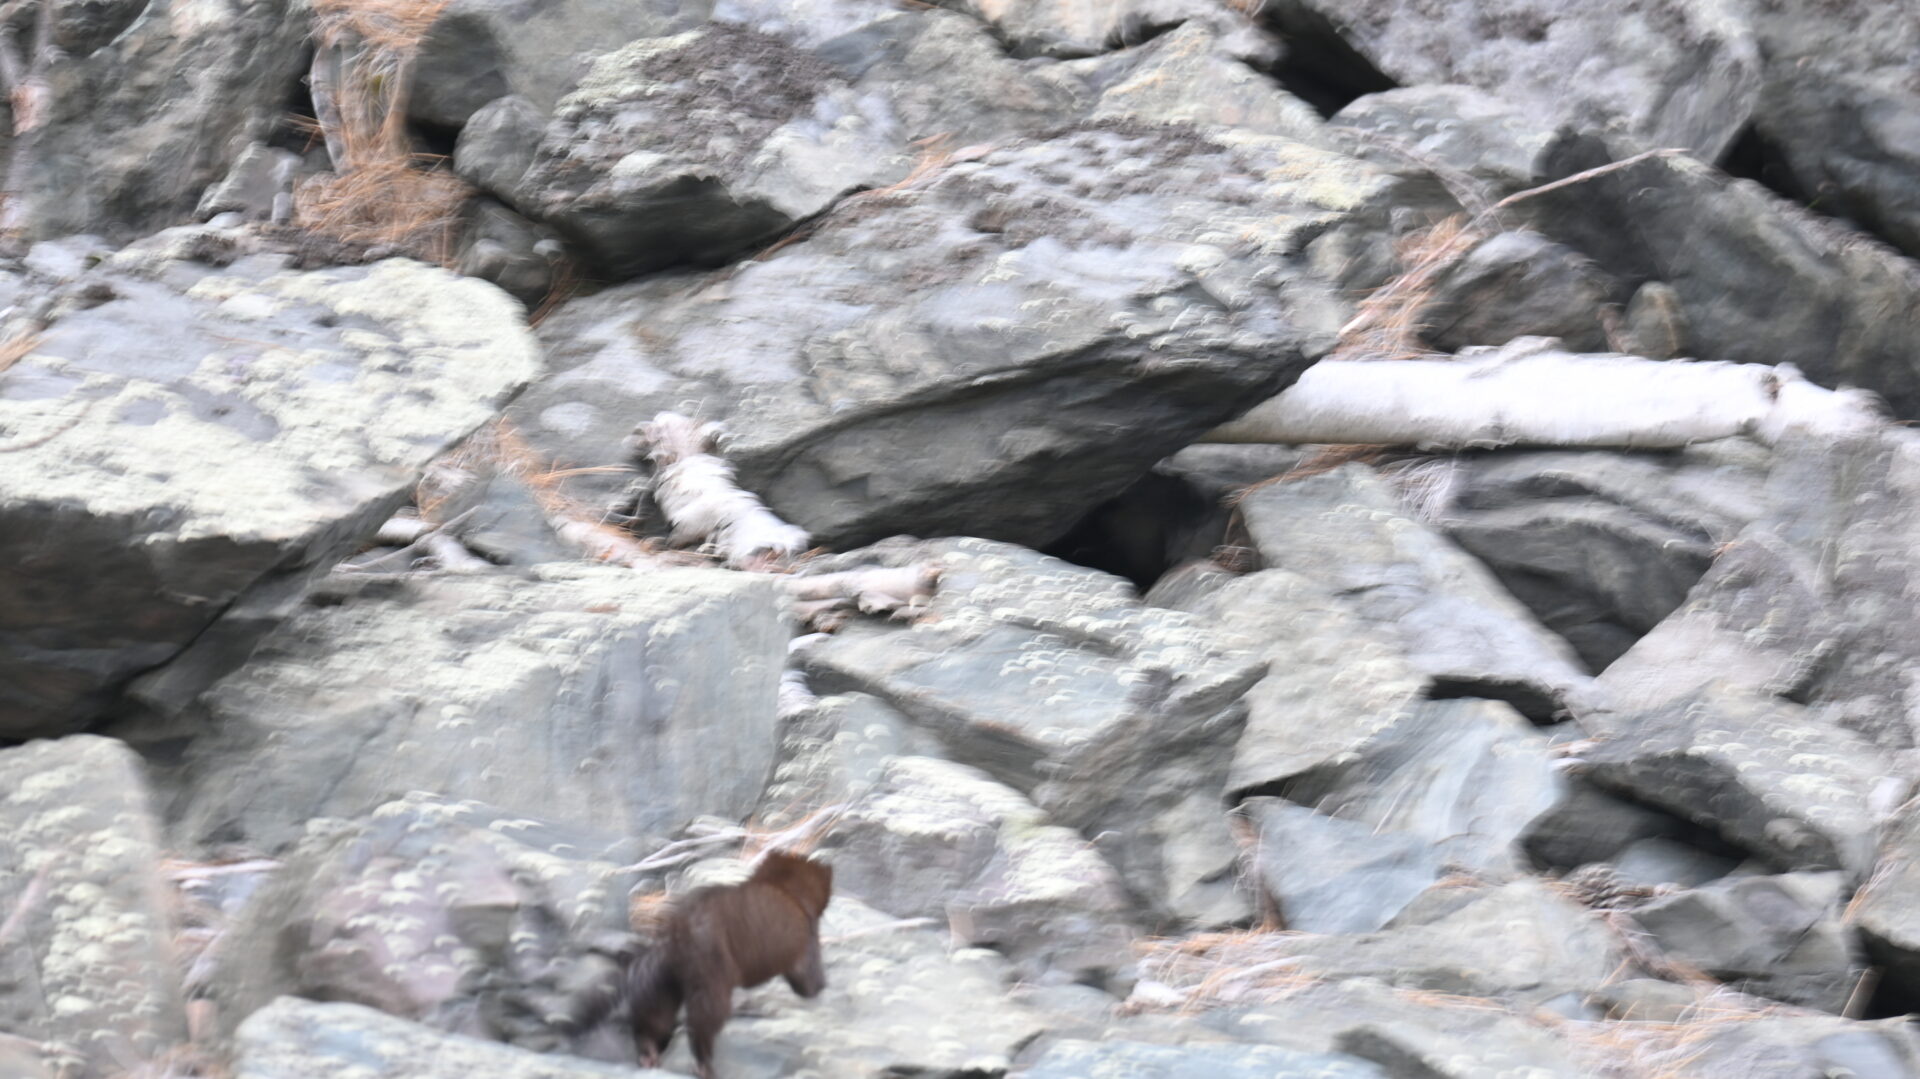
[637, 412, 809, 570]
[1203, 341, 1885, 451]
[784, 563, 939, 631]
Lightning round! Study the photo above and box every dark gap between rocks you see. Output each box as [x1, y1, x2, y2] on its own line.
[1254, 7, 1398, 118]
[1424, 676, 1563, 724]
[1041, 471, 1224, 592]
[267, 47, 322, 156]
[1719, 123, 1816, 208]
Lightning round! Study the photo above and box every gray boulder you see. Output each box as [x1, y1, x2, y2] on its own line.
[819, 755, 1136, 985]
[1169, 567, 1427, 797]
[1243, 697, 1566, 932]
[8, 0, 309, 239]
[1332, 85, 1562, 195]
[207, 794, 646, 1053]
[1645, 1015, 1920, 1079]
[758, 690, 944, 822]
[802, 538, 1267, 923]
[0, 233, 541, 738]
[1631, 872, 1860, 1011]
[932, 0, 1241, 59]
[195, 143, 303, 224]
[453, 95, 548, 203]
[408, 0, 710, 129]
[234, 997, 668, 1079]
[1014, 1039, 1389, 1079]
[0, 736, 187, 1079]
[453, 199, 565, 308]
[1237, 464, 1589, 719]
[1254, 0, 1761, 159]
[174, 565, 785, 852]
[1082, 23, 1324, 139]
[1518, 147, 1920, 416]
[1414, 230, 1612, 352]
[1428, 442, 1774, 671]
[1747, 0, 1920, 258]
[518, 25, 906, 279]
[515, 122, 1403, 549]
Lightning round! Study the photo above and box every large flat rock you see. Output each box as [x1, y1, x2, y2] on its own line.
[175, 565, 785, 852]
[0, 232, 540, 737]
[516, 122, 1405, 549]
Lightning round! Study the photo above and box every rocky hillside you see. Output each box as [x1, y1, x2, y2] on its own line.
[3, 0, 1920, 1076]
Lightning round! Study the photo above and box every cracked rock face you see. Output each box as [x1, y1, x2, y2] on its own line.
[0, 231, 541, 738]
[517, 121, 1401, 549]
[173, 565, 786, 853]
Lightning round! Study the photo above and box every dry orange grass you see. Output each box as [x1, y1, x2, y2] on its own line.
[0, 328, 39, 377]
[295, 0, 470, 264]
[1328, 212, 1477, 362]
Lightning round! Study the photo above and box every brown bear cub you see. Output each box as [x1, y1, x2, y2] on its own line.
[581, 850, 833, 1078]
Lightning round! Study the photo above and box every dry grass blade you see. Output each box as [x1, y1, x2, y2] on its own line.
[293, 157, 467, 263]
[1330, 212, 1477, 362]
[312, 0, 450, 53]
[0, 328, 39, 376]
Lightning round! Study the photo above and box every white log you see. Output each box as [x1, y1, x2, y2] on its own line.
[1203, 341, 1884, 451]
[785, 564, 938, 618]
[639, 412, 810, 570]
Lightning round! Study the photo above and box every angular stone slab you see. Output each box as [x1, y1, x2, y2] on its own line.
[175, 565, 785, 852]
[518, 25, 906, 278]
[1014, 1039, 1390, 1079]
[234, 997, 669, 1079]
[208, 793, 645, 1050]
[0, 736, 187, 1079]
[802, 537, 1266, 921]
[820, 755, 1135, 984]
[0, 233, 540, 737]
[1237, 464, 1589, 720]
[517, 123, 1402, 548]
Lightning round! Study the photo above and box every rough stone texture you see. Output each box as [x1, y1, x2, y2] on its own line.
[233, 997, 667, 1079]
[1168, 567, 1427, 798]
[1850, 798, 1920, 1006]
[1237, 880, 1623, 1005]
[1244, 698, 1565, 932]
[1746, 0, 1920, 258]
[174, 565, 786, 852]
[453, 95, 548, 202]
[1414, 230, 1612, 352]
[1331, 85, 1561, 195]
[454, 199, 565, 308]
[409, 0, 711, 129]
[1523, 779, 1737, 872]
[208, 794, 645, 1053]
[1082, 23, 1324, 139]
[1632, 871, 1860, 1011]
[0, 233, 541, 738]
[1256, 0, 1761, 159]
[689, 897, 1053, 1079]
[1427, 442, 1773, 671]
[1520, 148, 1920, 417]
[819, 755, 1136, 985]
[1643, 1015, 1920, 1079]
[9, 0, 310, 240]
[0, 736, 187, 1079]
[517, 25, 907, 278]
[933, 0, 1239, 59]
[759, 690, 945, 820]
[802, 537, 1266, 922]
[195, 143, 302, 223]
[517, 122, 1402, 549]
[1014, 1039, 1390, 1078]
[1239, 465, 1590, 719]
